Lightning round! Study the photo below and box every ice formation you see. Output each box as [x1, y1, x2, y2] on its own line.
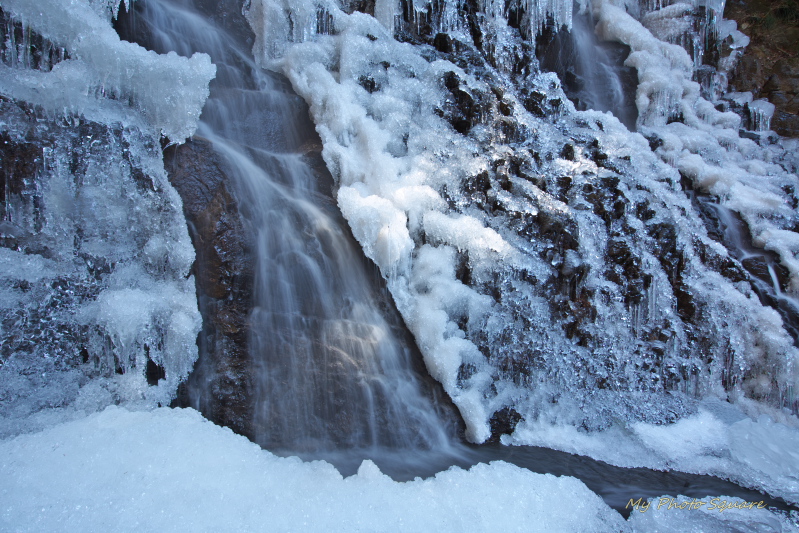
[245, 0, 799, 452]
[592, 0, 799, 299]
[247, 0, 575, 63]
[0, 0, 211, 436]
[0, 0, 214, 142]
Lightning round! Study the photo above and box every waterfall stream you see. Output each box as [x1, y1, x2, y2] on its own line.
[111, 0, 799, 518]
[689, 188, 799, 346]
[537, 5, 639, 129]
[117, 0, 461, 463]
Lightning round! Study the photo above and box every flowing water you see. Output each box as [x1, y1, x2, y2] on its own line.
[117, 0, 459, 458]
[537, 5, 639, 129]
[686, 184, 799, 346]
[115, 0, 798, 517]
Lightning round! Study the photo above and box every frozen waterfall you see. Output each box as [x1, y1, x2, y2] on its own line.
[1, 0, 799, 527]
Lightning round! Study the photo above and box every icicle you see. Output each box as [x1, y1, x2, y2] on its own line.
[748, 99, 775, 132]
[375, 0, 398, 33]
[435, 0, 464, 34]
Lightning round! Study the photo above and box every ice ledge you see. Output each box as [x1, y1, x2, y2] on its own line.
[0, 0, 215, 142]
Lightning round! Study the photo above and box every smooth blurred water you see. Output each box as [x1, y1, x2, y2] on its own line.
[538, 7, 638, 128]
[119, 0, 459, 457]
[691, 191, 799, 348]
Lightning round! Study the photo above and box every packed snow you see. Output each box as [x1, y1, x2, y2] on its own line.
[3, 406, 798, 532]
[6, 407, 799, 533]
[0, 406, 628, 532]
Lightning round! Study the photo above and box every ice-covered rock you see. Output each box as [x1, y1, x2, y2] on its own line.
[243, 0, 799, 450]
[0, 0, 215, 142]
[0, 0, 210, 437]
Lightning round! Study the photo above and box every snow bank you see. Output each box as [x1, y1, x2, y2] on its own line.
[0, 406, 628, 532]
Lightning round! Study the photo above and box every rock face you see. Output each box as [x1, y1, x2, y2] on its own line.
[164, 139, 255, 439]
[727, 0, 799, 136]
[761, 58, 799, 136]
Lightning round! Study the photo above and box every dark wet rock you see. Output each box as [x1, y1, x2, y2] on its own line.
[145, 358, 167, 386]
[760, 58, 799, 136]
[164, 139, 255, 438]
[694, 240, 748, 285]
[592, 150, 609, 164]
[538, 211, 579, 251]
[340, 0, 376, 15]
[434, 32, 453, 53]
[487, 407, 522, 442]
[726, 0, 799, 136]
[0, 130, 41, 222]
[439, 70, 492, 134]
[464, 170, 491, 195]
[521, 89, 549, 117]
[359, 75, 378, 93]
[646, 135, 664, 151]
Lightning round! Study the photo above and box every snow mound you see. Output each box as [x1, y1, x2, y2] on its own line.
[0, 406, 628, 532]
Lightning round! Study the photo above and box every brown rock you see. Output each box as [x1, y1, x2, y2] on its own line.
[727, 0, 799, 136]
[164, 138, 255, 439]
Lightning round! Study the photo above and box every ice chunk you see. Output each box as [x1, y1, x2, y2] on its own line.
[729, 416, 799, 490]
[337, 186, 414, 272]
[246, 0, 342, 61]
[632, 410, 729, 461]
[0, 0, 215, 142]
[748, 99, 775, 132]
